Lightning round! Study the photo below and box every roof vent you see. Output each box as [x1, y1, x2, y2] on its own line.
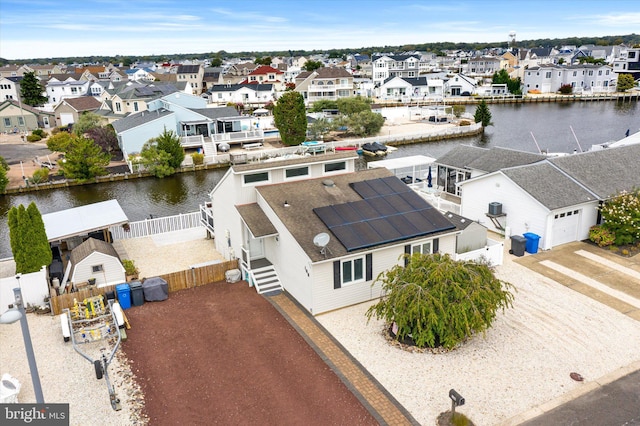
[322, 179, 335, 187]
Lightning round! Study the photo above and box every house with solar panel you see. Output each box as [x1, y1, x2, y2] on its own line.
[202, 151, 461, 314]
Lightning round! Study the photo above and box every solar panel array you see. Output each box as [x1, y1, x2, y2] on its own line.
[313, 176, 455, 251]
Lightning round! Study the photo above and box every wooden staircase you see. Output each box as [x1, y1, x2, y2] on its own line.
[251, 265, 283, 294]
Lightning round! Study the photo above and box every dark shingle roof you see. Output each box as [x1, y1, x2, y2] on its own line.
[190, 106, 239, 119]
[502, 162, 596, 210]
[548, 144, 640, 199]
[177, 64, 200, 74]
[208, 84, 273, 93]
[314, 67, 352, 79]
[112, 109, 174, 133]
[468, 147, 546, 173]
[436, 145, 488, 169]
[70, 238, 120, 265]
[236, 204, 278, 237]
[62, 96, 101, 112]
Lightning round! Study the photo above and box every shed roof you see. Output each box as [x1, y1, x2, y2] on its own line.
[43, 200, 128, 241]
[70, 237, 120, 265]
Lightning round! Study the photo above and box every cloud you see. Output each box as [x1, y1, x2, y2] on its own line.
[209, 8, 287, 23]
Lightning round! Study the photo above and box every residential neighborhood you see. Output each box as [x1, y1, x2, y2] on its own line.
[1, 7, 640, 425]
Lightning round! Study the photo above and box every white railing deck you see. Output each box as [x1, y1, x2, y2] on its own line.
[110, 211, 201, 240]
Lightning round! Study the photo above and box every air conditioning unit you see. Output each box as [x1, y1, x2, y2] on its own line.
[488, 202, 502, 216]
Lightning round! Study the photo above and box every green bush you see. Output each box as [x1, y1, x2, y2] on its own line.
[191, 152, 204, 165]
[589, 225, 615, 247]
[122, 259, 139, 276]
[26, 134, 42, 142]
[459, 120, 471, 126]
[599, 189, 640, 246]
[30, 168, 49, 184]
[559, 84, 573, 94]
[32, 128, 48, 138]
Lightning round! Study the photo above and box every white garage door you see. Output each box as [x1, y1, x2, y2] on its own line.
[552, 209, 581, 247]
[59, 113, 74, 126]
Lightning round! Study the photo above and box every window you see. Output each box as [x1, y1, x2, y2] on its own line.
[115, 103, 121, 112]
[412, 241, 432, 255]
[342, 257, 364, 285]
[243, 171, 269, 184]
[545, 72, 551, 78]
[92, 265, 103, 273]
[629, 52, 636, 59]
[285, 166, 309, 179]
[134, 102, 139, 112]
[324, 161, 346, 173]
[3, 118, 10, 127]
[18, 117, 24, 126]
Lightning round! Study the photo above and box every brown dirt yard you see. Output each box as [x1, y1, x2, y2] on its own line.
[121, 281, 377, 425]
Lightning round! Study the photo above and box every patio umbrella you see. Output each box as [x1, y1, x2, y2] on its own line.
[427, 165, 433, 188]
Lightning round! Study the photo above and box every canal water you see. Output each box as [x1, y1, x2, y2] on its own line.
[1, 101, 638, 258]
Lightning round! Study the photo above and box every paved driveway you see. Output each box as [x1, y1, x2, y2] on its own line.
[515, 241, 640, 322]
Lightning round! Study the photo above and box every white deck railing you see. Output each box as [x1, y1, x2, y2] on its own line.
[110, 211, 201, 240]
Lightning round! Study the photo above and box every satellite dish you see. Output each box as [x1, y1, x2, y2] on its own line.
[313, 232, 330, 248]
[313, 233, 332, 258]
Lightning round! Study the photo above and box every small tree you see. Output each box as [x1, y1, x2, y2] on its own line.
[46, 132, 74, 153]
[20, 71, 47, 106]
[273, 91, 307, 146]
[344, 110, 385, 137]
[474, 100, 492, 127]
[336, 96, 371, 115]
[86, 125, 119, 155]
[559, 84, 573, 94]
[8, 202, 52, 273]
[366, 253, 514, 350]
[139, 143, 175, 178]
[0, 165, 8, 193]
[310, 99, 338, 113]
[303, 60, 323, 72]
[307, 118, 334, 140]
[452, 105, 466, 118]
[61, 136, 110, 181]
[617, 74, 636, 92]
[73, 112, 103, 136]
[153, 128, 184, 169]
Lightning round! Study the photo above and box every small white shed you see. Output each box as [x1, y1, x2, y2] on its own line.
[68, 238, 125, 288]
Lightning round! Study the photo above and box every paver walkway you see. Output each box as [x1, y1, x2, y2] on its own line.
[268, 293, 420, 426]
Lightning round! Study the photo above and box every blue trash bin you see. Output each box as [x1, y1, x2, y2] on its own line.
[116, 283, 131, 310]
[523, 233, 541, 254]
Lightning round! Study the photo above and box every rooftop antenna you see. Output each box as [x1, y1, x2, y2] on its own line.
[530, 132, 542, 154]
[313, 232, 332, 258]
[569, 125, 584, 152]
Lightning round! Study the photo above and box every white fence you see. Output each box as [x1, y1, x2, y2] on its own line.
[110, 211, 201, 240]
[0, 265, 50, 309]
[455, 238, 504, 266]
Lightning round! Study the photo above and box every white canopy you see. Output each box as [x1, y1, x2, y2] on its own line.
[367, 155, 436, 170]
[43, 199, 128, 242]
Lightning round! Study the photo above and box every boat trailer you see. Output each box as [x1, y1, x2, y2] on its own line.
[61, 295, 124, 411]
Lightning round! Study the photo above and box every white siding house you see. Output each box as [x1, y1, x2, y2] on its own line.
[205, 152, 461, 314]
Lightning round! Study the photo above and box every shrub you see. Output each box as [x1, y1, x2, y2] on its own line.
[452, 105, 466, 118]
[459, 120, 471, 126]
[26, 134, 42, 142]
[589, 225, 615, 247]
[599, 189, 640, 246]
[32, 128, 48, 138]
[122, 259, 139, 276]
[30, 168, 49, 184]
[622, 249, 630, 256]
[191, 152, 204, 165]
[559, 84, 573, 94]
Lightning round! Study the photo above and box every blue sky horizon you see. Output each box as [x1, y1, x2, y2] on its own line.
[1, 0, 639, 60]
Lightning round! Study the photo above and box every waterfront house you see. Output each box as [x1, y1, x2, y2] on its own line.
[612, 47, 640, 80]
[207, 83, 276, 107]
[294, 67, 355, 106]
[523, 64, 616, 94]
[0, 99, 54, 131]
[203, 152, 460, 314]
[444, 73, 477, 96]
[377, 76, 444, 101]
[457, 144, 640, 250]
[371, 54, 421, 87]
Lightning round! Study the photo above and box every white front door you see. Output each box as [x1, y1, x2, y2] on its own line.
[244, 225, 264, 260]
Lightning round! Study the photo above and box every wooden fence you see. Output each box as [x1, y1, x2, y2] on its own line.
[110, 211, 202, 240]
[50, 259, 239, 315]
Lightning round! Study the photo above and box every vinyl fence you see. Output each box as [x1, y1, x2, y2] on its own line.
[110, 211, 201, 240]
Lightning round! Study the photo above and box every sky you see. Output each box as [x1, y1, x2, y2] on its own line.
[1, 0, 639, 60]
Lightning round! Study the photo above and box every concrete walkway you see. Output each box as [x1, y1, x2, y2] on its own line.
[268, 293, 420, 426]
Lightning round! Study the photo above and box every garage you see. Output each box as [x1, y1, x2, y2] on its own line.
[59, 112, 74, 126]
[552, 209, 581, 247]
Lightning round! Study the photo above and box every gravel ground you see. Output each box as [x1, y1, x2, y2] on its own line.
[0, 314, 147, 425]
[316, 249, 640, 425]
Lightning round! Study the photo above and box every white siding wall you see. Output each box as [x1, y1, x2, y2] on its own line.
[212, 171, 245, 260]
[460, 174, 549, 246]
[543, 202, 599, 250]
[72, 252, 125, 288]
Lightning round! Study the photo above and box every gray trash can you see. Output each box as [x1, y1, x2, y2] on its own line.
[510, 235, 527, 257]
[129, 281, 144, 307]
